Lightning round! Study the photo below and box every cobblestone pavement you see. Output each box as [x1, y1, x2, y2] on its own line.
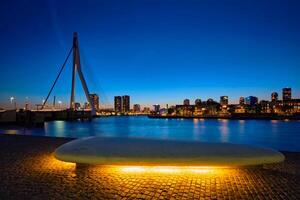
[0, 134, 299, 200]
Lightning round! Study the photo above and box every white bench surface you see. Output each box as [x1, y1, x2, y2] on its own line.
[54, 137, 284, 166]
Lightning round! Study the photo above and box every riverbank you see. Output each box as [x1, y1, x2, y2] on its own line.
[148, 113, 300, 120]
[0, 134, 299, 199]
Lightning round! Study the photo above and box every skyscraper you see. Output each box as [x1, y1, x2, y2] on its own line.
[89, 93, 99, 111]
[271, 92, 278, 102]
[122, 95, 130, 113]
[153, 104, 160, 114]
[282, 88, 292, 100]
[220, 96, 228, 106]
[245, 96, 258, 106]
[114, 96, 122, 113]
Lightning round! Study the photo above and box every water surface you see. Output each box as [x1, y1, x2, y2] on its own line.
[1, 116, 299, 151]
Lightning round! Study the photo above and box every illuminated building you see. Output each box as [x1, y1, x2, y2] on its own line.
[239, 97, 245, 105]
[260, 100, 271, 113]
[183, 99, 190, 106]
[133, 104, 141, 113]
[220, 96, 228, 106]
[175, 105, 195, 116]
[278, 99, 300, 113]
[201, 99, 220, 115]
[122, 95, 130, 113]
[245, 96, 258, 106]
[114, 96, 122, 113]
[194, 99, 202, 116]
[153, 104, 160, 114]
[74, 102, 81, 110]
[234, 105, 246, 113]
[89, 93, 99, 111]
[282, 88, 291, 100]
[271, 92, 278, 102]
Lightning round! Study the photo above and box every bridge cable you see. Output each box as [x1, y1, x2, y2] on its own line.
[42, 46, 73, 109]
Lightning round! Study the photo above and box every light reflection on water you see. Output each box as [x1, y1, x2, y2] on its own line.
[0, 116, 300, 151]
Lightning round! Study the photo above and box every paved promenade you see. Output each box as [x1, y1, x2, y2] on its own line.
[0, 134, 299, 199]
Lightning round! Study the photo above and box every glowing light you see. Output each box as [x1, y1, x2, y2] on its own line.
[121, 167, 146, 173]
[152, 167, 180, 173]
[113, 166, 228, 175]
[36, 155, 76, 172]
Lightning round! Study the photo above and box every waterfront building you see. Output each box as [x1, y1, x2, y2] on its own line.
[122, 95, 130, 113]
[175, 105, 195, 116]
[278, 99, 300, 113]
[75, 102, 81, 110]
[143, 107, 150, 114]
[153, 104, 160, 114]
[271, 92, 278, 102]
[133, 104, 141, 113]
[114, 96, 122, 113]
[260, 100, 271, 113]
[234, 105, 246, 113]
[183, 99, 190, 106]
[194, 99, 202, 116]
[220, 96, 229, 106]
[202, 99, 220, 115]
[245, 96, 258, 106]
[195, 99, 202, 107]
[282, 88, 292, 100]
[239, 97, 245, 105]
[89, 93, 99, 111]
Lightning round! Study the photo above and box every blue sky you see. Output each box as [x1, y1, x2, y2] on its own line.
[0, 0, 300, 108]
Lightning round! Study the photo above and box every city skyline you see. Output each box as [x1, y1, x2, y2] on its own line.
[1, 86, 300, 110]
[1, 0, 300, 108]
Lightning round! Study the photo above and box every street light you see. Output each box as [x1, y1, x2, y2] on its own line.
[10, 97, 16, 109]
[58, 101, 62, 109]
[25, 97, 29, 110]
[10, 97, 14, 104]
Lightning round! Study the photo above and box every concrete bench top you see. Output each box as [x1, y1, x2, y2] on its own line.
[54, 137, 285, 166]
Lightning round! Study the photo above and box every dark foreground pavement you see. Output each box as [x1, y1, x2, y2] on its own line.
[0, 134, 299, 200]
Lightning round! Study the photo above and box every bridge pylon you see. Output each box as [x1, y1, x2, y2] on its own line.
[70, 32, 95, 115]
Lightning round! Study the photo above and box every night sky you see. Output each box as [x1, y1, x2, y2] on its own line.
[0, 0, 300, 108]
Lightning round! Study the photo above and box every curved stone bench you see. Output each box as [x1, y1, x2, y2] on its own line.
[54, 137, 285, 167]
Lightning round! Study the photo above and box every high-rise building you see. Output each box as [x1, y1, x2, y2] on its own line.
[153, 104, 160, 114]
[245, 96, 258, 106]
[239, 97, 245, 105]
[220, 96, 228, 106]
[89, 93, 99, 111]
[122, 95, 130, 113]
[133, 104, 141, 113]
[282, 88, 292, 100]
[114, 96, 122, 113]
[271, 92, 278, 102]
[183, 99, 190, 106]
